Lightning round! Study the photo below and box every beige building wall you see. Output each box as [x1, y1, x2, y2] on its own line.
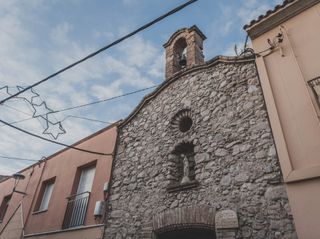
[0, 205, 23, 239]
[245, 1, 320, 238]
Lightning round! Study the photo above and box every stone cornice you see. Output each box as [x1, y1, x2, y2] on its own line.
[119, 55, 255, 128]
[163, 25, 206, 48]
[244, 0, 320, 40]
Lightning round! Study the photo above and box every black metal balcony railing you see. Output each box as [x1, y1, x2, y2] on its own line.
[62, 191, 90, 229]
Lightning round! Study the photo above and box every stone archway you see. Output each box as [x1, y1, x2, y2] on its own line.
[152, 206, 239, 239]
[152, 205, 216, 239]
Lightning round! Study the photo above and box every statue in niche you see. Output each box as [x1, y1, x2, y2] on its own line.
[180, 154, 191, 184]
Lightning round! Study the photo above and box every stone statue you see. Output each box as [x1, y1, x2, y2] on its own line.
[180, 154, 191, 184]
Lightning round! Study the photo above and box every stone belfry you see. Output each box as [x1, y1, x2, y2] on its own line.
[163, 25, 206, 79]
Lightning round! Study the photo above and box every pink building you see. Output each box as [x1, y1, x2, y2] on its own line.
[0, 123, 118, 239]
[245, 0, 320, 238]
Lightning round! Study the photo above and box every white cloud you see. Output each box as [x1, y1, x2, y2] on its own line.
[0, 0, 164, 173]
[147, 52, 165, 78]
[118, 36, 158, 68]
[50, 22, 73, 45]
[237, 0, 272, 24]
[91, 83, 123, 100]
[221, 21, 233, 35]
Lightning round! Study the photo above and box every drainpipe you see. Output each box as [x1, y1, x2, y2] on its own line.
[100, 126, 120, 239]
[21, 158, 47, 238]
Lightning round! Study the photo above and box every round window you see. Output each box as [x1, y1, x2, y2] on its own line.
[179, 116, 193, 132]
[171, 109, 193, 133]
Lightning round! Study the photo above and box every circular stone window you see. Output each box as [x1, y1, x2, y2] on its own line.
[179, 116, 193, 132]
[171, 109, 193, 133]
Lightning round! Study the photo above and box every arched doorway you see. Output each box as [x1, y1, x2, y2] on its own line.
[156, 227, 216, 239]
[152, 206, 216, 239]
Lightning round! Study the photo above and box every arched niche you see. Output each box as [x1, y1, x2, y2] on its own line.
[167, 141, 198, 192]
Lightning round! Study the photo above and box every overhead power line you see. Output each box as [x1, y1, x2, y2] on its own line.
[0, 0, 198, 105]
[0, 84, 158, 127]
[2, 103, 30, 116]
[0, 114, 110, 128]
[53, 85, 159, 113]
[60, 115, 111, 124]
[0, 155, 39, 162]
[0, 117, 34, 127]
[0, 119, 113, 156]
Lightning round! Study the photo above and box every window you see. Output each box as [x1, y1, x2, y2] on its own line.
[0, 194, 12, 222]
[62, 164, 96, 229]
[35, 178, 55, 212]
[171, 109, 193, 133]
[77, 166, 96, 195]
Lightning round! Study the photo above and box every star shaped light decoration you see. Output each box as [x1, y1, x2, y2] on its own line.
[0, 86, 11, 103]
[43, 120, 66, 140]
[15, 86, 40, 105]
[0, 85, 67, 139]
[32, 101, 54, 120]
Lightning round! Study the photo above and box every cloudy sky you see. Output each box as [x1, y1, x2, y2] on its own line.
[0, 0, 282, 174]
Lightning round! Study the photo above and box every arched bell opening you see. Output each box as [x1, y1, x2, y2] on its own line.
[173, 37, 188, 72]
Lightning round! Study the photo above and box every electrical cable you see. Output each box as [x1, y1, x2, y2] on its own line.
[0, 0, 198, 105]
[0, 84, 158, 127]
[1, 103, 30, 116]
[0, 118, 113, 156]
[52, 84, 159, 113]
[0, 155, 39, 162]
[1, 102, 48, 131]
[60, 115, 111, 124]
[0, 117, 34, 127]
[0, 114, 110, 127]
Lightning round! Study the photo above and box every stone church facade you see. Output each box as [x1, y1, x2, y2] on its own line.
[104, 26, 296, 239]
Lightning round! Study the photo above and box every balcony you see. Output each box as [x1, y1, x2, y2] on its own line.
[62, 191, 90, 229]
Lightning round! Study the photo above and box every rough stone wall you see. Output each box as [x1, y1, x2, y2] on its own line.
[104, 59, 296, 239]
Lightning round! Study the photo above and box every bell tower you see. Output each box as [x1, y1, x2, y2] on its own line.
[163, 25, 206, 79]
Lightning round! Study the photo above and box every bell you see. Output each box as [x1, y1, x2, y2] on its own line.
[179, 54, 187, 68]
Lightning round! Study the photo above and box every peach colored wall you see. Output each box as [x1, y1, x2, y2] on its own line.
[24, 125, 117, 236]
[0, 205, 23, 239]
[0, 124, 117, 238]
[0, 163, 45, 235]
[250, 2, 320, 239]
[24, 225, 103, 239]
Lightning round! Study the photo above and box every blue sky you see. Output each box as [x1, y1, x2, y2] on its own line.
[0, 0, 282, 174]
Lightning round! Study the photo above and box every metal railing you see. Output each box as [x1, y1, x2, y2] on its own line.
[62, 191, 90, 229]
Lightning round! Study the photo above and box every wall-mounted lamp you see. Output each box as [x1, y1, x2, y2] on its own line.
[12, 173, 27, 195]
[308, 77, 320, 108]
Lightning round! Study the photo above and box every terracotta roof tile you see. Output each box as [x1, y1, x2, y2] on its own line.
[243, 0, 296, 30]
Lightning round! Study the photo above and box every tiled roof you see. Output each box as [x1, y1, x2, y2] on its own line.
[0, 175, 8, 182]
[243, 0, 296, 30]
